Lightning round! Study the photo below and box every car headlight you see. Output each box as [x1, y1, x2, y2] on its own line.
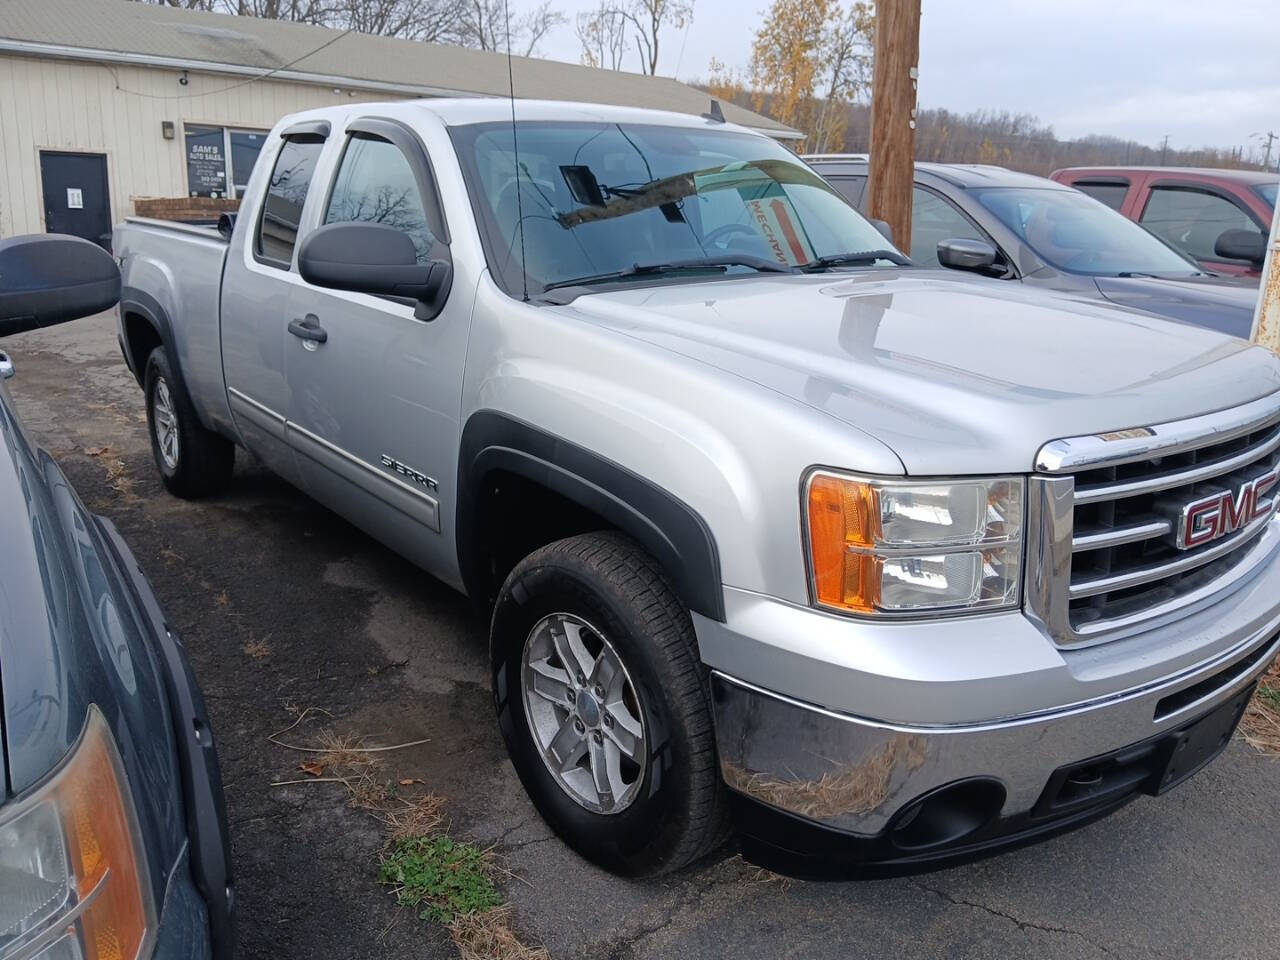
[804, 471, 1024, 616]
[0, 706, 155, 960]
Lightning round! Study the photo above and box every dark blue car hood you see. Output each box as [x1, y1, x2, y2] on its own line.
[1093, 274, 1258, 339]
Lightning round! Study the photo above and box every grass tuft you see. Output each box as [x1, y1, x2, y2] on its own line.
[1242, 659, 1280, 756]
[379, 835, 504, 924]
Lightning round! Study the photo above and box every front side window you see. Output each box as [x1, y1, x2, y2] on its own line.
[1139, 186, 1263, 262]
[1072, 180, 1128, 211]
[324, 135, 437, 263]
[975, 187, 1198, 276]
[1254, 182, 1277, 208]
[256, 135, 325, 266]
[450, 122, 900, 295]
[911, 186, 986, 268]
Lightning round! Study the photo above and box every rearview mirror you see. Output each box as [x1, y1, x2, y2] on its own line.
[937, 237, 1002, 275]
[0, 234, 122, 338]
[1214, 229, 1266, 266]
[298, 222, 452, 321]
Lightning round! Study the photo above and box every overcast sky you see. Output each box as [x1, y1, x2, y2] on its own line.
[535, 0, 1280, 155]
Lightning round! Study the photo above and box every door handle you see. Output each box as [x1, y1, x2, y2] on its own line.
[288, 315, 327, 344]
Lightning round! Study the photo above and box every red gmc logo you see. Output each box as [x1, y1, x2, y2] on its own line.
[1177, 466, 1280, 549]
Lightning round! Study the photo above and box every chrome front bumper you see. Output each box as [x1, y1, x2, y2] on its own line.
[711, 618, 1280, 839]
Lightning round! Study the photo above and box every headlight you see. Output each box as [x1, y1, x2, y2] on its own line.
[805, 471, 1024, 616]
[0, 706, 154, 960]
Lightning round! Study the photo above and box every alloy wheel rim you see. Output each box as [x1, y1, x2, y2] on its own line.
[520, 612, 647, 814]
[153, 377, 180, 470]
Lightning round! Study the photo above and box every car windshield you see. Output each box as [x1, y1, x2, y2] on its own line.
[973, 187, 1200, 276]
[450, 121, 902, 295]
[1255, 182, 1277, 207]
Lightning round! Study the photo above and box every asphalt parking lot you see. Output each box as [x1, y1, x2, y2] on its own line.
[7, 311, 1280, 960]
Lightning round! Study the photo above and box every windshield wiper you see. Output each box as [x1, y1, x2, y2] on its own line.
[801, 249, 911, 270]
[541, 254, 792, 292]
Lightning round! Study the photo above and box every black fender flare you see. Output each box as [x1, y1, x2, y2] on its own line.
[457, 411, 725, 624]
[118, 286, 195, 404]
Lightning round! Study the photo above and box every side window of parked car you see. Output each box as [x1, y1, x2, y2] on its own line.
[1139, 186, 1263, 262]
[256, 135, 326, 267]
[325, 134, 437, 263]
[911, 186, 986, 268]
[828, 175, 867, 209]
[1073, 181, 1128, 211]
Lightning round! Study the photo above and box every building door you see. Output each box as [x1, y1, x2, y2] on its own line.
[40, 152, 111, 248]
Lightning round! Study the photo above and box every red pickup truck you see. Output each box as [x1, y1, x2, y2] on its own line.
[1050, 166, 1276, 279]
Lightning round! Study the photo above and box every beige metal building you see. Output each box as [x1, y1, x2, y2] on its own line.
[0, 0, 795, 244]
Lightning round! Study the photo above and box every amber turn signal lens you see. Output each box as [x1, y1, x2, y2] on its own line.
[58, 710, 152, 960]
[807, 474, 879, 611]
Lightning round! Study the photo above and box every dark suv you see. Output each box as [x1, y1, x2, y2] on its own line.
[0, 235, 233, 960]
[809, 158, 1262, 338]
[1050, 166, 1276, 278]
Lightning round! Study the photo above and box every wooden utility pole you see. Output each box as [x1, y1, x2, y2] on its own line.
[866, 0, 921, 253]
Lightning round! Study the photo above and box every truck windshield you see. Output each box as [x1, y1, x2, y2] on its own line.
[973, 187, 1201, 277]
[450, 121, 902, 296]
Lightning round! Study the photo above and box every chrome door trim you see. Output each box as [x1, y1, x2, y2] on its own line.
[227, 386, 286, 441]
[285, 419, 441, 533]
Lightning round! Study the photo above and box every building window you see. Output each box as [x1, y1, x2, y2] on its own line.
[184, 124, 268, 199]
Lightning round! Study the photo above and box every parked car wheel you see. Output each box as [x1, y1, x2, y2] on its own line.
[491, 532, 730, 876]
[144, 347, 234, 499]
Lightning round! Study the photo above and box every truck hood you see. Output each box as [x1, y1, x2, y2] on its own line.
[1092, 274, 1259, 339]
[549, 271, 1280, 475]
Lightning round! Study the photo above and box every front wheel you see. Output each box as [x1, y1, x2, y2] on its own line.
[144, 347, 234, 499]
[491, 532, 730, 876]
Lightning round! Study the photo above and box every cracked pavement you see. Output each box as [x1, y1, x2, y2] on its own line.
[6, 312, 1280, 960]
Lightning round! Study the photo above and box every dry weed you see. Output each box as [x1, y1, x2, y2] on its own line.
[448, 906, 550, 960]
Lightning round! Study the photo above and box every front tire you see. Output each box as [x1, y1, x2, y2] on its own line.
[492, 532, 729, 876]
[144, 347, 234, 499]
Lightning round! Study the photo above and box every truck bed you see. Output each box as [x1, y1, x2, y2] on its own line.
[113, 216, 233, 433]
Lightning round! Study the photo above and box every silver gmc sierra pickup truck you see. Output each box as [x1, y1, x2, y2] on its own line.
[113, 98, 1280, 877]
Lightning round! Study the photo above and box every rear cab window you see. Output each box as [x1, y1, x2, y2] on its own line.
[255, 134, 326, 268]
[1072, 180, 1129, 211]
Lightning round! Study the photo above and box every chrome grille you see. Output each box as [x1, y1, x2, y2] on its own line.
[1029, 392, 1280, 645]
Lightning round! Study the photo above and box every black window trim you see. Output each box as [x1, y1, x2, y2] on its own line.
[252, 131, 328, 272]
[913, 181, 1018, 279]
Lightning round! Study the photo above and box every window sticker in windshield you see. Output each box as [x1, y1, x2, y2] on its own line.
[740, 184, 814, 267]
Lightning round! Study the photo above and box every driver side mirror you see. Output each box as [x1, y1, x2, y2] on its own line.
[0, 234, 122, 338]
[937, 237, 1005, 276]
[298, 222, 453, 321]
[1214, 228, 1266, 267]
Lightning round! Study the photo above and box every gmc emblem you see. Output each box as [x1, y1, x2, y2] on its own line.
[1177, 466, 1280, 550]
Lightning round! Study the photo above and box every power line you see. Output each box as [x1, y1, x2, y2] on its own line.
[102, 26, 355, 100]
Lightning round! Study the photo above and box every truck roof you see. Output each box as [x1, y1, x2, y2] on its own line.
[278, 97, 760, 137]
[804, 157, 1075, 191]
[1052, 165, 1278, 186]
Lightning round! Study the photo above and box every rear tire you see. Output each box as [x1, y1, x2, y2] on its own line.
[491, 532, 730, 876]
[144, 346, 234, 499]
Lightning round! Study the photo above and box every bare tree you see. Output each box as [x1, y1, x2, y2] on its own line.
[453, 0, 566, 55]
[619, 0, 691, 76]
[576, 2, 628, 70]
[574, 0, 691, 75]
[335, 0, 466, 41]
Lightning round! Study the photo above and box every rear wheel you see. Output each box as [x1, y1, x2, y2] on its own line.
[144, 347, 234, 499]
[492, 532, 730, 876]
